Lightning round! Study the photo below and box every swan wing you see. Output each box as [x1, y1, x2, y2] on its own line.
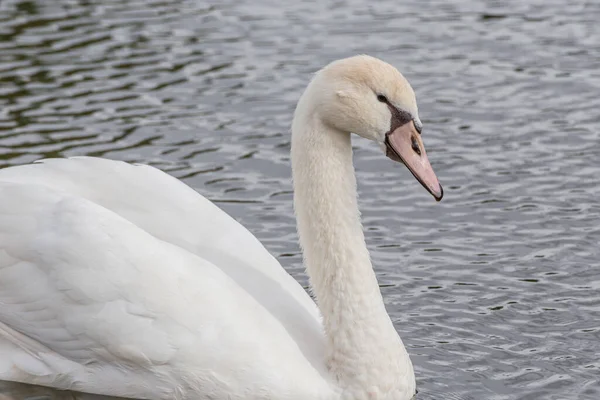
[0, 157, 323, 347]
[0, 158, 318, 313]
[0, 182, 330, 399]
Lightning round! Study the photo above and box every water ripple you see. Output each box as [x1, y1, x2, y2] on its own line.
[0, 0, 599, 399]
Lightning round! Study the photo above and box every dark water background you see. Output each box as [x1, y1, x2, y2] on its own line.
[1, 0, 599, 399]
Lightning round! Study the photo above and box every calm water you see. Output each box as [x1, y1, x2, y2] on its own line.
[1, 0, 599, 399]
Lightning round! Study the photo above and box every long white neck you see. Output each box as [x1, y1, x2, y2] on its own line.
[291, 85, 416, 398]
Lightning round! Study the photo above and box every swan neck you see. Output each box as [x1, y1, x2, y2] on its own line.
[291, 96, 415, 395]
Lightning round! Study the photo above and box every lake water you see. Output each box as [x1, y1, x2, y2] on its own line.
[0, 0, 599, 399]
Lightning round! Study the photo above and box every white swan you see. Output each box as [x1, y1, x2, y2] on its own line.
[0, 55, 442, 400]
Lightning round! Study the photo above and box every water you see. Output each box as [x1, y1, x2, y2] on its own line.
[1, 0, 599, 399]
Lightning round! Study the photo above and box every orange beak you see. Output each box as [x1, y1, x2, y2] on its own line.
[385, 121, 443, 201]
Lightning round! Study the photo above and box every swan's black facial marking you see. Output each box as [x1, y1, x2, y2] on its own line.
[375, 93, 418, 135]
[387, 105, 413, 134]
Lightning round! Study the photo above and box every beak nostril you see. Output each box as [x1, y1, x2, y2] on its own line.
[411, 137, 421, 156]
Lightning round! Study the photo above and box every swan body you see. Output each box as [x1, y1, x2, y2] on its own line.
[0, 55, 442, 400]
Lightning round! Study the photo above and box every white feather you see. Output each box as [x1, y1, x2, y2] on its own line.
[0, 161, 330, 399]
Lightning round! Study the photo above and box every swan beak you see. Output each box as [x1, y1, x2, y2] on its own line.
[385, 121, 443, 201]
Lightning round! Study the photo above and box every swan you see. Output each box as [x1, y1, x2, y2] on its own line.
[0, 55, 442, 400]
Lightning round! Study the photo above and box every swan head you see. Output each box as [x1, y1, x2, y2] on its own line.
[309, 55, 443, 201]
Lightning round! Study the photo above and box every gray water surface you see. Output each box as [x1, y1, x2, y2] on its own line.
[1, 0, 599, 399]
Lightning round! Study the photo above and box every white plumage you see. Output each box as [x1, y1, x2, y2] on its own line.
[0, 157, 329, 399]
[0, 55, 442, 400]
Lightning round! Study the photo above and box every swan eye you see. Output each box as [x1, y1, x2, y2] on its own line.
[411, 137, 421, 156]
[377, 94, 388, 103]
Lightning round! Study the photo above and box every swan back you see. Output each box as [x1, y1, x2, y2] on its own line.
[0, 158, 331, 399]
